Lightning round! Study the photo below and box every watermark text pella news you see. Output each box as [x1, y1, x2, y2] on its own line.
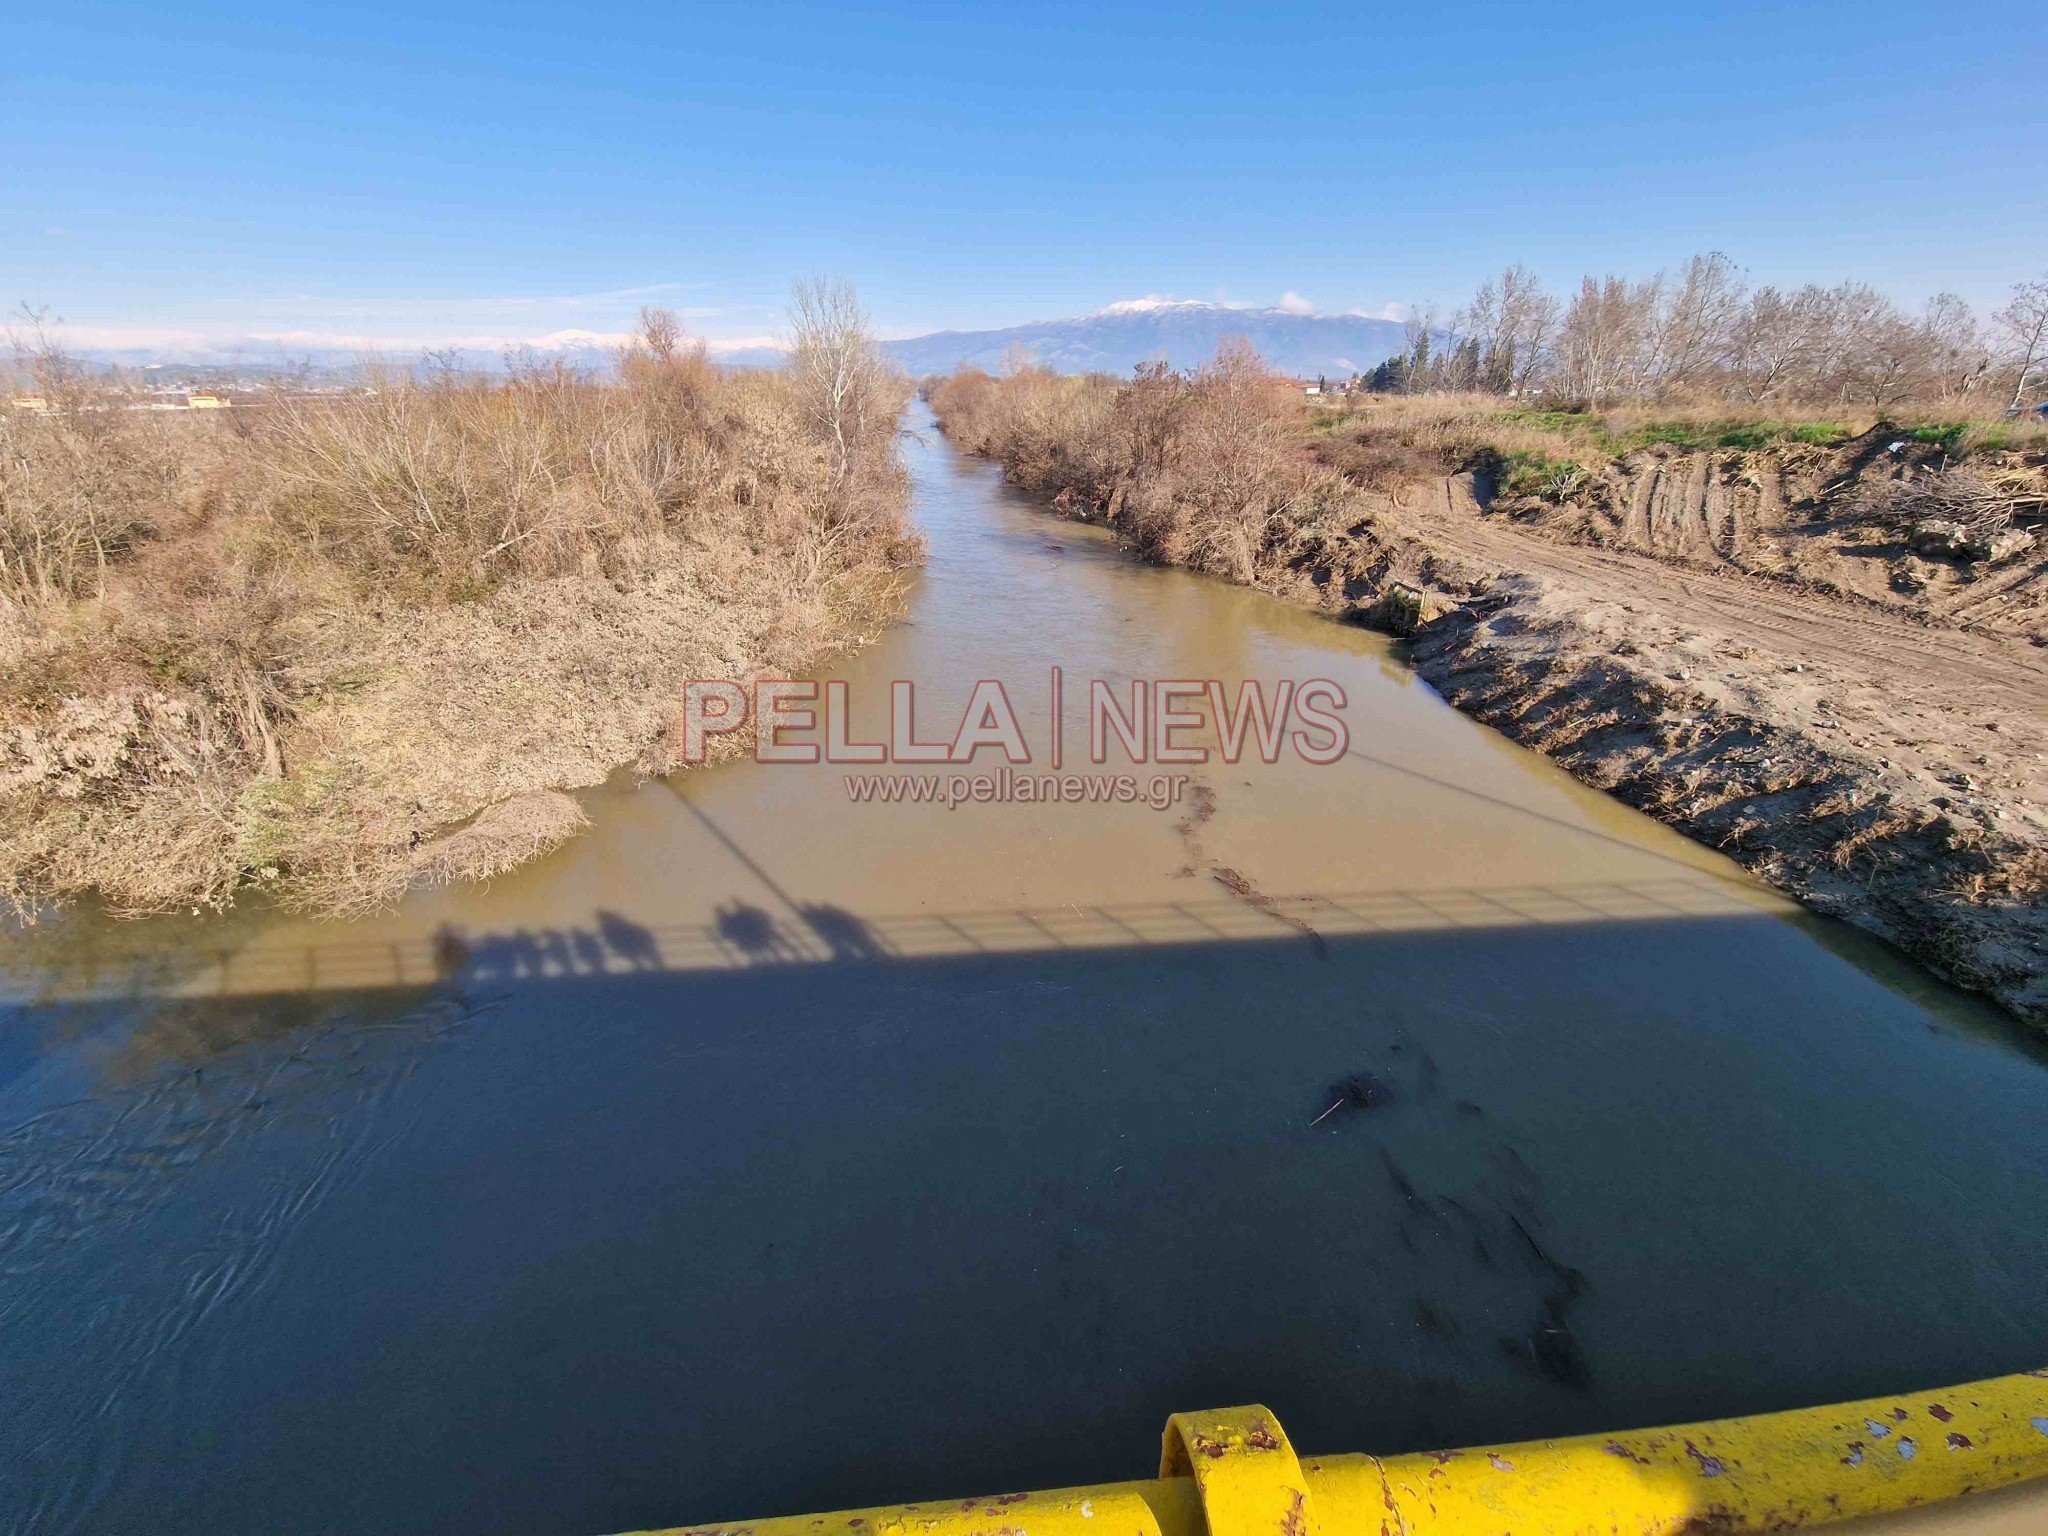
[676, 671, 1349, 767]
[844, 768, 1193, 811]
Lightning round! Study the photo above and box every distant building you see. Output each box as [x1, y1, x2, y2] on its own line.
[187, 392, 229, 410]
[9, 396, 52, 413]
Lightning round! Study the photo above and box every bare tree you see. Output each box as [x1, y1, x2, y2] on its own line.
[1728, 286, 1812, 401]
[1455, 280, 1502, 379]
[787, 276, 894, 481]
[1820, 287, 1924, 409]
[1455, 272, 1548, 394]
[1802, 282, 1896, 403]
[997, 340, 1038, 378]
[1997, 276, 2048, 412]
[1644, 252, 1744, 396]
[1554, 276, 1659, 404]
[1385, 262, 2039, 412]
[637, 304, 685, 364]
[1494, 264, 1558, 395]
[1919, 293, 1991, 404]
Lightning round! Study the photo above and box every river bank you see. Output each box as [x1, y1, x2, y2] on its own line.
[1391, 485, 2047, 1028]
[0, 306, 916, 921]
[927, 371, 2047, 1028]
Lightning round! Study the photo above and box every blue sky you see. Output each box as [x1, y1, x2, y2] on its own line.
[5, 1, 2044, 353]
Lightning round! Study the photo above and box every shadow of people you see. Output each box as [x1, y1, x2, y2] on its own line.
[505, 931, 544, 978]
[798, 903, 889, 962]
[537, 929, 576, 976]
[431, 924, 471, 981]
[714, 901, 797, 965]
[596, 910, 664, 972]
[460, 932, 517, 982]
[569, 928, 608, 974]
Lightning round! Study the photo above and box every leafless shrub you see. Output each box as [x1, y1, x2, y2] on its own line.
[933, 340, 1344, 584]
[0, 291, 917, 921]
[255, 348, 715, 594]
[0, 314, 190, 605]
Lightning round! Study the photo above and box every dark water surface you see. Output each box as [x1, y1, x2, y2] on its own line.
[4, 408, 2046, 1534]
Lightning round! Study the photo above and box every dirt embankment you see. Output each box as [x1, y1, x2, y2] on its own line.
[1306, 438, 2048, 1028]
[1473, 429, 2048, 634]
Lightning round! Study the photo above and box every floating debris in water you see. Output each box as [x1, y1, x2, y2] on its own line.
[1509, 1212, 1588, 1300]
[1309, 1071, 1394, 1126]
[1532, 1298, 1593, 1391]
[1501, 1293, 1593, 1392]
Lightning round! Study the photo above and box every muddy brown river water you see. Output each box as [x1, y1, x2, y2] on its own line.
[3, 407, 2047, 1534]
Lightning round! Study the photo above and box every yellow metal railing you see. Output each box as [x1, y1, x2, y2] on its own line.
[623, 1368, 2048, 1535]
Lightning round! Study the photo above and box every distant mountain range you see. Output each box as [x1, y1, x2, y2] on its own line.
[881, 298, 1409, 380]
[39, 299, 1408, 386]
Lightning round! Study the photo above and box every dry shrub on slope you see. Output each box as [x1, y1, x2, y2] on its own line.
[0, 299, 916, 919]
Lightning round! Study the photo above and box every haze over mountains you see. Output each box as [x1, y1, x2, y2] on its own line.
[881, 298, 1408, 379]
[48, 330, 679, 383]
[43, 299, 1411, 383]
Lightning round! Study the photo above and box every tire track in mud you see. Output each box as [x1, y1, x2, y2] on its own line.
[1933, 553, 2048, 629]
[1514, 440, 2044, 625]
[1431, 482, 2047, 712]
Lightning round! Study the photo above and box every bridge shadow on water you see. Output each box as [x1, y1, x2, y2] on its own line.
[6, 896, 2048, 1536]
[2, 874, 1799, 1005]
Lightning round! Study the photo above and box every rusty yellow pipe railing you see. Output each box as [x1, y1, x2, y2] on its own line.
[622, 1368, 2048, 1535]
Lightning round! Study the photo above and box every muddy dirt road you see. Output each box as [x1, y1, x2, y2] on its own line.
[1416, 472, 2047, 792]
[1387, 472, 2046, 1024]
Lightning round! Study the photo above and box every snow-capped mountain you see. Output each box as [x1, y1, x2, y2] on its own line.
[882, 299, 1407, 379]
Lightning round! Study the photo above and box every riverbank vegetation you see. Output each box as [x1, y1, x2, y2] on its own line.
[928, 341, 1370, 588]
[933, 290, 2048, 618]
[0, 285, 916, 920]
[927, 322, 2047, 1026]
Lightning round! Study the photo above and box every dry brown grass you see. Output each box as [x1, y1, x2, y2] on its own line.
[410, 788, 590, 889]
[0, 311, 916, 921]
